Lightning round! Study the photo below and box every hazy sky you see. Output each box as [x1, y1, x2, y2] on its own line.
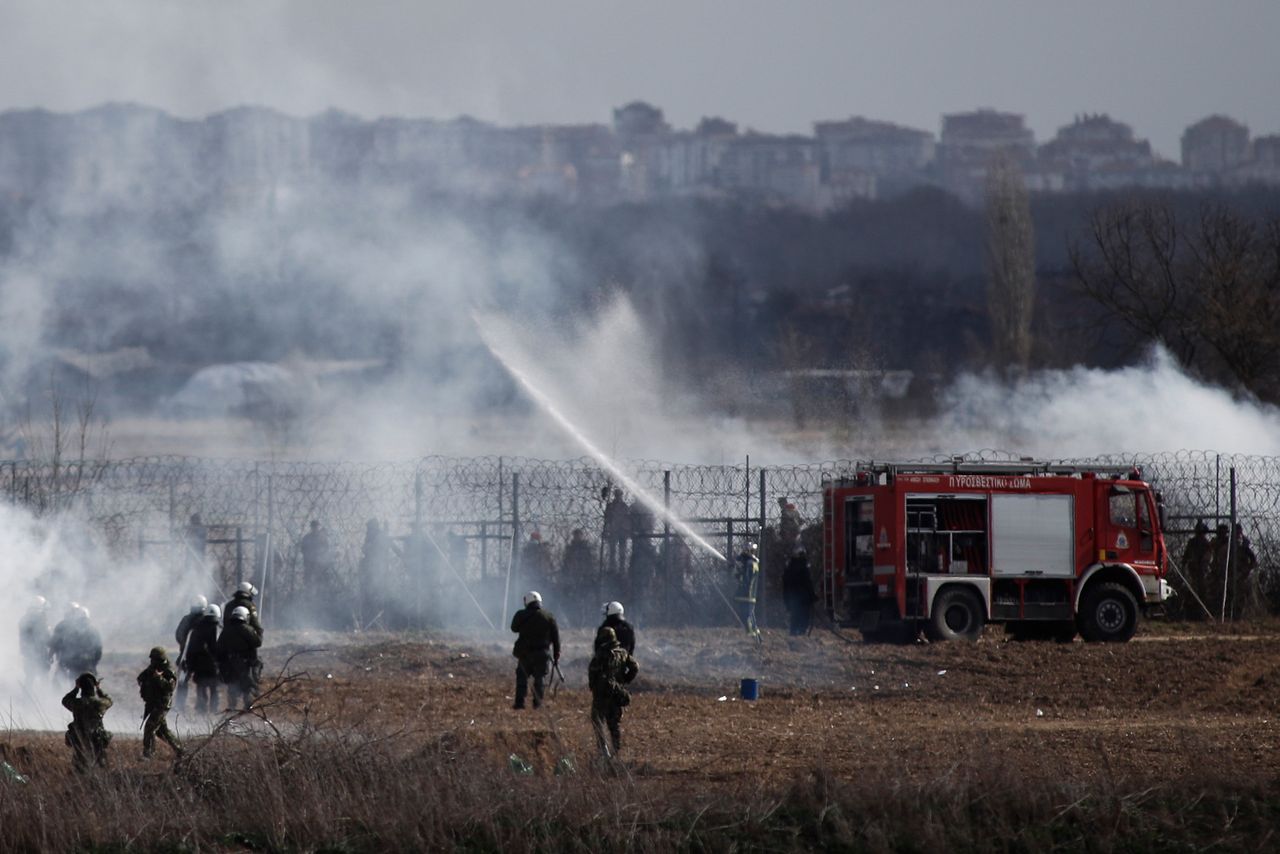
[2, 0, 1278, 159]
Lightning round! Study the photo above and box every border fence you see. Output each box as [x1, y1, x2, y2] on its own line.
[5, 449, 1278, 630]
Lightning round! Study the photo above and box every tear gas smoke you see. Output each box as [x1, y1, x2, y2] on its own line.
[935, 346, 1280, 458]
[0, 502, 211, 731]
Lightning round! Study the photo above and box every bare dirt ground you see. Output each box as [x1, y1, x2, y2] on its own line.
[9, 618, 1278, 797]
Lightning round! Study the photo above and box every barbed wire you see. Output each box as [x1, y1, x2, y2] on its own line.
[5, 449, 1278, 622]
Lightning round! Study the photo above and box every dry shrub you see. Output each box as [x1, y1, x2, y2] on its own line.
[2, 720, 1279, 852]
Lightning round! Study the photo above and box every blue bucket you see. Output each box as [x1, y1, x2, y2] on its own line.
[740, 678, 760, 701]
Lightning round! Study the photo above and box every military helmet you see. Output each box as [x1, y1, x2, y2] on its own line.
[190, 594, 209, 613]
[149, 646, 168, 662]
[603, 601, 624, 618]
[229, 606, 250, 622]
[598, 626, 618, 646]
[523, 590, 542, 606]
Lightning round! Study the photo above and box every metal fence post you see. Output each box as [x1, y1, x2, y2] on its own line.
[504, 472, 520, 627]
[235, 525, 244, 587]
[414, 471, 424, 528]
[759, 466, 767, 626]
[663, 469, 671, 621]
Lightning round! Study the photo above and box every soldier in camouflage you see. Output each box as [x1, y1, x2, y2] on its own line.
[137, 647, 184, 759]
[62, 672, 112, 772]
[587, 626, 639, 758]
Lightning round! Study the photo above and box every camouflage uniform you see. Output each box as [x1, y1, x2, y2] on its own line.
[588, 627, 639, 757]
[62, 674, 112, 772]
[137, 647, 183, 758]
[510, 601, 560, 709]
[216, 619, 263, 710]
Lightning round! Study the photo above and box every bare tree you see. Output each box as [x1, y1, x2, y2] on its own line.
[1071, 200, 1280, 402]
[984, 154, 1036, 371]
[16, 372, 112, 513]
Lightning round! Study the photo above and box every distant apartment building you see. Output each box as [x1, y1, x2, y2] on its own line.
[1038, 113, 1154, 191]
[1226, 133, 1280, 188]
[613, 101, 671, 199]
[812, 116, 934, 199]
[716, 132, 821, 207]
[937, 109, 1036, 203]
[657, 117, 738, 195]
[1181, 115, 1250, 173]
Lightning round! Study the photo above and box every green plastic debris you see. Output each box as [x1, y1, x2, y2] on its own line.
[555, 756, 576, 776]
[1, 761, 29, 784]
[508, 753, 533, 775]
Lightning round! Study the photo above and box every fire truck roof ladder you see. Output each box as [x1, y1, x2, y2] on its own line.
[860, 459, 1137, 478]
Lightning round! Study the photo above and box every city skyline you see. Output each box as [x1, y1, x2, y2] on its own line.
[2, 0, 1278, 161]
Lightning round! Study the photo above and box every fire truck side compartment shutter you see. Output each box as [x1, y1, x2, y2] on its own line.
[991, 494, 1075, 577]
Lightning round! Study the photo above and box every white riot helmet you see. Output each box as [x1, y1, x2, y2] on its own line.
[77, 604, 91, 621]
[205, 603, 222, 621]
[237, 581, 257, 597]
[191, 594, 209, 614]
[522, 591, 542, 607]
[229, 606, 250, 622]
[31, 595, 47, 610]
[603, 601, 624, 618]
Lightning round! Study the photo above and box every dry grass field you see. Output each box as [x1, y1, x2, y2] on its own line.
[4, 619, 1280, 851]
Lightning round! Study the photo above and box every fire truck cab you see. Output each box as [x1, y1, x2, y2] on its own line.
[822, 461, 1172, 643]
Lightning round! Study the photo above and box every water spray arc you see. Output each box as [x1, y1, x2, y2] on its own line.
[473, 315, 727, 564]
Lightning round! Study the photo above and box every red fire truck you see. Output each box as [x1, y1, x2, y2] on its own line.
[822, 460, 1172, 642]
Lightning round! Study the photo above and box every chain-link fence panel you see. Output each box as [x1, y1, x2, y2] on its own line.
[7, 449, 1280, 627]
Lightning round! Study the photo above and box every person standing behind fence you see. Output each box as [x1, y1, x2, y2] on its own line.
[1181, 521, 1212, 617]
[734, 543, 761, 639]
[782, 547, 816, 636]
[561, 528, 597, 625]
[602, 489, 630, 576]
[359, 519, 392, 627]
[184, 513, 207, 568]
[778, 497, 802, 552]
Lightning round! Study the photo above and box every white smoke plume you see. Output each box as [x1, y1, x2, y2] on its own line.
[934, 346, 1280, 458]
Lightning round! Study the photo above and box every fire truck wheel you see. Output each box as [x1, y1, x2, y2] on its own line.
[926, 587, 985, 642]
[1078, 582, 1138, 643]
